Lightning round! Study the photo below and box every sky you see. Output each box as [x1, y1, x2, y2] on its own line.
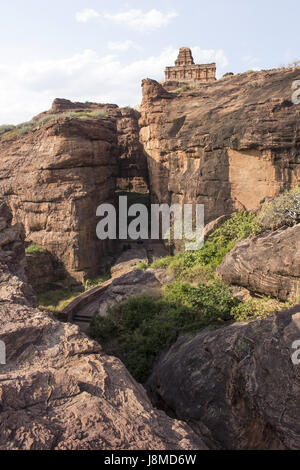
[0, 0, 299, 124]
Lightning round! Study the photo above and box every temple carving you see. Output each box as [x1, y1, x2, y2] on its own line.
[165, 47, 216, 83]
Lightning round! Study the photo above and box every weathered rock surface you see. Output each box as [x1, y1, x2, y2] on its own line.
[217, 224, 300, 301]
[147, 305, 300, 450]
[0, 201, 206, 450]
[116, 107, 149, 193]
[0, 100, 148, 285]
[0, 199, 36, 307]
[140, 69, 300, 225]
[0, 112, 118, 284]
[26, 250, 66, 292]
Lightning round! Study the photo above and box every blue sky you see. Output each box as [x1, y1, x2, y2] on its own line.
[0, 0, 299, 123]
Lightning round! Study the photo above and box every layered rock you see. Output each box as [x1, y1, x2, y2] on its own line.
[0, 113, 118, 284]
[116, 107, 149, 193]
[147, 304, 300, 450]
[0, 199, 36, 307]
[217, 224, 300, 301]
[140, 69, 300, 225]
[0, 100, 148, 285]
[0, 200, 206, 450]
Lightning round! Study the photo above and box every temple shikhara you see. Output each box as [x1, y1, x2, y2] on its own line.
[165, 47, 216, 83]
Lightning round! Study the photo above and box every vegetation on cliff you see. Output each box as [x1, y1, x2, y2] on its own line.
[0, 110, 108, 141]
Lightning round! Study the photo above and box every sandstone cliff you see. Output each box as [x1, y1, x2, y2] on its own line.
[140, 69, 300, 223]
[0, 200, 205, 450]
[0, 100, 148, 284]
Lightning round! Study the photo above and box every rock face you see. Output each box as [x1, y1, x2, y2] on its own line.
[217, 225, 300, 301]
[0, 200, 206, 450]
[147, 305, 300, 450]
[140, 69, 300, 225]
[26, 250, 66, 292]
[116, 107, 149, 193]
[0, 100, 148, 285]
[0, 199, 36, 307]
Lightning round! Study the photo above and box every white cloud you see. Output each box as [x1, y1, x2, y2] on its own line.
[192, 47, 229, 69]
[0, 46, 228, 124]
[107, 40, 142, 52]
[104, 9, 178, 31]
[76, 9, 100, 23]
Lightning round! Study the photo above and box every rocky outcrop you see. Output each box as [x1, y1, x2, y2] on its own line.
[0, 200, 206, 450]
[0, 112, 118, 284]
[147, 304, 300, 450]
[0, 100, 148, 285]
[140, 69, 300, 225]
[217, 225, 300, 301]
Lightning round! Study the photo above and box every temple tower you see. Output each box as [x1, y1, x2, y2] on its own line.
[165, 47, 216, 83]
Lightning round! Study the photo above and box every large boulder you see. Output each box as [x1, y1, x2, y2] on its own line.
[147, 305, 300, 450]
[217, 225, 300, 301]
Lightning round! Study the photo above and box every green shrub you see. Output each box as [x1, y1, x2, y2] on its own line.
[17, 125, 32, 136]
[85, 272, 111, 289]
[25, 242, 44, 255]
[0, 120, 35, 141]
[63, 110, 108, 119]
[36, 114, 58, 127]
[38, 287, 83, 313]
[0, 124, 15, 135]
[172, 84, 195, 93]
[1, 130, 18, 141]
[151, 256, 174, 270]
[88, 280, 237, 383]
[231, 297, 290, 322]
[150, 212, 260, 280]
[0, 109, 109, 142]
[136, 262, 149, 270]
[257, 187, 300, 230]
[163, 280, 238, 324]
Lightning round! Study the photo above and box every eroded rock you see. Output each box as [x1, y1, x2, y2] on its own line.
[217, 225, 300, 301]
[140, 70, 300, 229]
[147, 305, 300, 450]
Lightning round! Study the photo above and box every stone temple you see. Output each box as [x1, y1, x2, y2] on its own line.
[165, 47, 216, 83]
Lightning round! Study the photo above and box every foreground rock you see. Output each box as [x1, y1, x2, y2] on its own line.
[0, 202, 206, 450]
[217, 225, 300, 301]
[147, 305, 300, 450]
